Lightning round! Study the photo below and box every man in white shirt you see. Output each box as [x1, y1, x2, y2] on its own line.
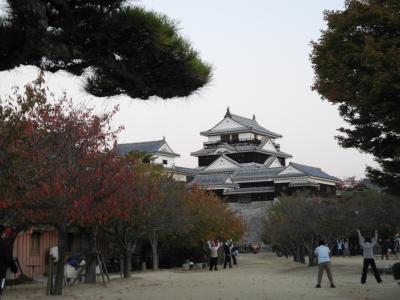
[207, 240, 221, 271]
[314, 240, 335, 288]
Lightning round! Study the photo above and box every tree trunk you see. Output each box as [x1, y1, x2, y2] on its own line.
[52, 224, 67, 295]
[85, 231, 97, 284]
[293, 246, 298, 262]
[299, 244, 305, 264]
[293, 244, 305, 264]
[123, 248, 132, 278]
[150, 230, 159, 270]
[308, 234, 317, 266]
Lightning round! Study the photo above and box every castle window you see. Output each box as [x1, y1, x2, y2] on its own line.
[162, 160, 168, 165]
[221, 134, 230, 143]
[231, 133, 239, 142]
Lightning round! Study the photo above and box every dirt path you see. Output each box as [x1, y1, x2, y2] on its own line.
[5, 253, 399, 300]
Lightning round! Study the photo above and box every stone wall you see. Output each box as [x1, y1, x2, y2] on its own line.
[228, 201, 273, 245]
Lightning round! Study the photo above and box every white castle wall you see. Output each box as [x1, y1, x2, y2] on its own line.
[228, 201, 273, 245]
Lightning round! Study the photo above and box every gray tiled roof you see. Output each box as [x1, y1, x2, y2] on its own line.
[187, 174, 239, 188]
[191, 145, 292, 158]
[230, 114, 282, 138]
[227, 163, 340, 182]
[286, 163, 340, 181]
[201, 113, 282, 138]
[232, 167, 285, 180]
[165, 166, 199, 175]
[223, 186, 275, 195]
[116, 140, 179, 157]
[190, 162, 339, 189]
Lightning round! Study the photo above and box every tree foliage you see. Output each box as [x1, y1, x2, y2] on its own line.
[0, 73, 124, 293]
[105, 167, 245, 274]
[311, 0, 400, 195]
[263, 191, 400, 264]
[0, 0, 212, 99]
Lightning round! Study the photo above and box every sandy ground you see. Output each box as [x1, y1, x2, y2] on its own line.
[4, 253, 399, 300]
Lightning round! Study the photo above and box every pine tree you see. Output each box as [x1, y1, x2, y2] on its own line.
[0, 0, 211, 99]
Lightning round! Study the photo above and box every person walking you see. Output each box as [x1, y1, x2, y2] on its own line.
[356, 229, 382, 284]
[380, 239, 389, 260]
[207, 240, 221, 271]
[314, 240, 335, 288]
[231, 244, 239, 266]
[344, 238, 351, 257]
[0, 227, 19, 300]
[223, 240, 232, 269]
[388, 238, 399, 259]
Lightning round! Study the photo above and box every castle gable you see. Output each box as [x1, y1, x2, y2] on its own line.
[210, 117, 245, 131]
[204, 155, 241, 171]
[278, 165, 303, 175]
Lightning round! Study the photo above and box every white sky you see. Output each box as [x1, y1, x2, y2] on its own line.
[0, 0, 376, 179]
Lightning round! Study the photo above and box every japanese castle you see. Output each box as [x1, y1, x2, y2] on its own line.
[117, 108, 340, 202]
[116, 109, 340, 243]
[187, 108, 340, 201]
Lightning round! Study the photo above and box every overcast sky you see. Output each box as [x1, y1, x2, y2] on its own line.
[0, 0, 376, 178]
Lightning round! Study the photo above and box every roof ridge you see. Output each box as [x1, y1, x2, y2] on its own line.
[119, 139, 164, 145]
[230, 113, 259, 127]
[290, 162, 322, 170]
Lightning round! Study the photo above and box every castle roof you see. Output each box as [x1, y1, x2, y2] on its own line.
[116, 139, 180, 157]
[200, 109, 282, 138]
[281, 163, 340, 181]
[189, 161, 340, 194]
[187, 174, 239, 189]
[191, 143, 292, 158]
[165, 166, 199, 176]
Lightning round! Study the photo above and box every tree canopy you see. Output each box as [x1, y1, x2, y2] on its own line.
[0, 0, 212, 99]
[263, 191, 400, 264]
[311, 0, 400, 195]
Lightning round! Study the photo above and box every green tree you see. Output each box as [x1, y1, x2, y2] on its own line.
[311, 0, 400, 195]
[263, 191, 400, 265]
[0, 0, 211, 99]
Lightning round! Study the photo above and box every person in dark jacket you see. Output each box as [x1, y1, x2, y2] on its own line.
[0, 227, 18, 299]
[223, 240, 233, 269]
[380, 238, 390, 260]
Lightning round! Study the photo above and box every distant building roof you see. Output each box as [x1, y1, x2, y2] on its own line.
[230, 113, 282, 138]
[187, 174, 239, 189]
[190, 162, 340, 188]
[223, 186, 275, 195]
[116, 139, 180, 157]
[200, 109, 282, 138]
[231, 167, 285, 181]
[165, 166, 199, 176]
[191, 144, 292, 158]
[287, 163, 340, 182]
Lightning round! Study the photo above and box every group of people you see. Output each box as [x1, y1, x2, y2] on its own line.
[315, 229, 384, 288]
[380, 237, 399, 260]
[0, 227, 19, 300]
[334, 238, 351, 256]
[207, 240, 239, 271]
